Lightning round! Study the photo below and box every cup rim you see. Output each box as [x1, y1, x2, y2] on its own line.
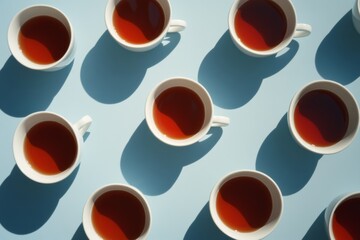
[13, 111, 82, 184]
[327, 192, 360, 240]
[7, 4, 75, 70]
[82, 183, 152, 240]
[228, 0, 297, 57]
[145, 77, 214, 147]
[287, 80, 360, 155]
[209, 169, 283, 240]
[105, 0, 172, 52]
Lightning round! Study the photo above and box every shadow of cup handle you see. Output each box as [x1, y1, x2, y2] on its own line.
[211, 116, 230, 127]
[168, 19, 187, 32]
[294, 23, 312, 38]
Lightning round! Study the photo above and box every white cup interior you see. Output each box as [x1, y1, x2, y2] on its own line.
[145, 77, 213, 147]
[209, 170, 283, 240]
[105, 0, 171, 51]
[82, 184, 151, 240]
[288, 80, 360, 155]
[8, 5, 74, 70]
[13, 111, 81, 184]
[228, 0, 297, 56]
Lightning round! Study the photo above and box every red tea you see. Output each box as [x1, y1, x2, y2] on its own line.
[216, 176, 273, 232]
[235, 0, 287, 51]
[153, 86, 205, 140]
[92, 190, 146, 240]
[19, 16, 70, 64]
[294, 89, 349, 147]
[113, 0, 165, 44]
[332, 197, 360, 240]
[24, 121, 77, 175]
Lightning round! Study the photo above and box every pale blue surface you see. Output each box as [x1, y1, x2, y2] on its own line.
[0, 0, 360, 239]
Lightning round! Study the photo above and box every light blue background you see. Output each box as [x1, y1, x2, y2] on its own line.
[1, 0, 360, 239]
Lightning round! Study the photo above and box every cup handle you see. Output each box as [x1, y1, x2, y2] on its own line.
[293, 23, 312, 38]
[73, 115, 93, 136]
[168, 19, 187, 33]
[211, 116, 230, 127]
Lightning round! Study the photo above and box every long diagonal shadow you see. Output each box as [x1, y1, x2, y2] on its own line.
[198, 30, 299, 109]
[80, 31, 180, 104]
[256, 114, 322, 196]
[120, 120, 223, 196]
[0, 57, 72, 117]
[316, 10, 360, 85]
[0, 166, 78, 234]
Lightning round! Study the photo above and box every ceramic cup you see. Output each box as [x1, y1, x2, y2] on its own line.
[8, 5, 75, 71]
[145, 77, 230, 147]
[228, 0, 312, 57]
[288, 80, 359, 155]
[352, 0, 360, 34]
[83, 183, 151, 240]
[209, 170, 283, 240]
[13, 111, 92, 184]
[105, 0, 186, 52]
[325, 192, 360, 240]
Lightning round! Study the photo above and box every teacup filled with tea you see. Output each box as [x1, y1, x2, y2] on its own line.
[228, 0, 311, 57]
[145, 77, 230, 146]
[8, 5, 75, 71]
[13, 111, 92, 184]
[105, 0, 186, 52]
[288, 80, 359, 154]
[83, 184, 151, 240]
[325, 192, 360, 240]
[209, 170, 283, 239]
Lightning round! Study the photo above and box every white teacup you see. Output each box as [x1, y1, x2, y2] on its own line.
[145, 77, 230, 147]
[288, 80, 359, 155]
[228, 0, 311, 57]
[8, 5, 75, 71]
[105, 0, 186, 52]
[325, 192, 360, 240]
[209, 170, 283, 240]
[83, 184, 151, 240]
[353, 0, 360, 34]
[13, 111, 92, 184]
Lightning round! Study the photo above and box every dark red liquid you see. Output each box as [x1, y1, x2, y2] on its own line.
[92, 190, 146, 240]
[294, 90, 349, 147]
[235, 0, 287, 51]
[216, 176, 273, 232]
[19, 16, 70, 64]
[332, 198, 360, 240]
[153, 86, 205, 140]
[113, 0, 165, 44]
[24, 121, 77, 175]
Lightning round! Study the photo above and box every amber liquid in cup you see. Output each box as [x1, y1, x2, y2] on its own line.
[113, 0, 165, 44]
[234, 0, 287, 51]
[24, 121, 77, 175]
[19, 16, 70, 64]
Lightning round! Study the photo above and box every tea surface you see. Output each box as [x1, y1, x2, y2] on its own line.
[332, 198, 360, 240]
[216, 176, 273, 232]
[24, 121, 77, 175]
[153, 86, 205, 140]
[19, 16, 70, 64]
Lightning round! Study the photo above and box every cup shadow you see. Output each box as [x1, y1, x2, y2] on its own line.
[80, 31, 181, 104]
[316, 10, 360, 85]
[120, 120, 223, 196]
[256, 114, 322, 196]
[0, 165, 78, 234]
[184, 202, 231, 240]
[302, 209, 329, 240]
[198, 30, 299, 109]
[72, 223, 89, 240]
[0, 57, 72, 117]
